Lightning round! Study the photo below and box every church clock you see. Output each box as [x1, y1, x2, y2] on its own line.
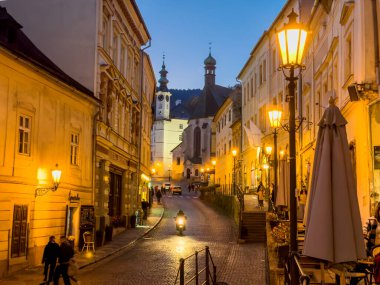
[165, 95, 170, 102]
[158, 94, 164, 101]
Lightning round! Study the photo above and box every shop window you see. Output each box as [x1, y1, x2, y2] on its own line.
[18, 115, 31, 155]
[11, 205, 28, 258]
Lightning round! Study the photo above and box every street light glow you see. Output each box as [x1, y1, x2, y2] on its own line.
[268, 109, 282, 128]
[211, 160, 216, 166]
[265, 146, 272, 156]
[277, 9, 308, 68]
[232, 149, 237, 157]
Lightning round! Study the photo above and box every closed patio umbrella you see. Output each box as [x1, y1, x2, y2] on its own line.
[303, 97, 366, 263]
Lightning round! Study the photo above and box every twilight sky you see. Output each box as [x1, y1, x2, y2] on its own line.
[136, 0, 287, 89]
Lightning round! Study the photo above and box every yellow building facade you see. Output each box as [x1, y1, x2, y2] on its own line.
[238, 0, 380, 224]
[0, 9, 97, 276]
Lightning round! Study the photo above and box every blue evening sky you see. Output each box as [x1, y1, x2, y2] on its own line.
[136, 0, 287, 89]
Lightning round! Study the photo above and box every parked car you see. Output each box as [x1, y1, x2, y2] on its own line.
[172, 186, 182, 195]
[164, 183, 171, 190]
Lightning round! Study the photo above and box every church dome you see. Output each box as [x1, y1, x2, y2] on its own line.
[204, 53, 216, 66]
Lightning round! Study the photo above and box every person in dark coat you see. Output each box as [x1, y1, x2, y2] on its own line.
[141, 199, 149, 219]
[42, 235, 59, 283]
[53, 236, 74, 285]
[156, 189, 162, 204]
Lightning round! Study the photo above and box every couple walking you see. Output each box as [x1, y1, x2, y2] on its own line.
[41, 235, 75, 285]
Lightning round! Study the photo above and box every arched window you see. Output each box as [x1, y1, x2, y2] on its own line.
[194, 127, 201, 157]
[186, 168, 191, 179]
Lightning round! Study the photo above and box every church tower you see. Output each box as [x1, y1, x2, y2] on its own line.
[155, 57, 171, 120]
[204, 49, 216, 86]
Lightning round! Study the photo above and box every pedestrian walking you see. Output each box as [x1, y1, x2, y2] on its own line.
[53, 236, 74, 285]
[298, 188, 307, 220]
[42, 235, 59, 284]
[257, 182, 264, 209]
[156, 189, 162, 204]
[141, 199, 149, 220]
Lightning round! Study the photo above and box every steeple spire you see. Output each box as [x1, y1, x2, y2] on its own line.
[204, 45, 216, 86]
[158, 53, 169, 91]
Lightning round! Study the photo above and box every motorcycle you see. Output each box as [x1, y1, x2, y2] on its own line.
[175, 212, 187, 235]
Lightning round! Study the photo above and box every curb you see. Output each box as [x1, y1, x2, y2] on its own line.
[79, 205, 166, 270]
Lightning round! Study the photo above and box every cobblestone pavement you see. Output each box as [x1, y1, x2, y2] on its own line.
[1, 192, 267, 285]
[78, 192, 267, 285]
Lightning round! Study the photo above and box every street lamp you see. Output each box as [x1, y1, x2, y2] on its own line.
[232, 149, 237, 195]
[268, 108, 282, 209]
[277, 9, 308, 284]
[35, 164, 62, 197]
[211, 160, 216, 185]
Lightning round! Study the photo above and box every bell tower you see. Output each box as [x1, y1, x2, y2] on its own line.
[155, 55, 171, 120]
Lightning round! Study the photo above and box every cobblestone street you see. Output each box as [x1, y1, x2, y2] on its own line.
[78, 192, 267, 285]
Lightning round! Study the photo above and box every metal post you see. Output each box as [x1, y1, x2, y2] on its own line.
[168, 169, 171, 182]
[195, 251, 199, 285]
[213, 166, 216, 185]
[180, 258, 185, 285]
[205, 246, 210, 285]
[287, 67, 298, 284]
[273, 128, 278, 207]
[233, 157, 236, 195]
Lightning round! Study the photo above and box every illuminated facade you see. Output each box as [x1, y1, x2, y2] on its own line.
[238, 0, 380, 224]
[0, 8, 97, 276]
[213, 87, 242, 194]
[3, 0, 155, 255]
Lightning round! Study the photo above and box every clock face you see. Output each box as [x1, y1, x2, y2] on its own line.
[165, 95, 169, 102]
[158, 94, 164, 101]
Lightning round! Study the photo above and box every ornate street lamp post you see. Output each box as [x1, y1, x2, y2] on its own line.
[232, 149, 237, 195]
[268, 109, 282, 208]
[277, 9, 307, 284]
[211, 160, 216, 185]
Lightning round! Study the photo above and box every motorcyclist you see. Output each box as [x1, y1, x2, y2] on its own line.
[175, 210, 187, 231]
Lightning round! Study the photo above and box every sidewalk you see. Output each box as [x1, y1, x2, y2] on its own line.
[0, 203, 165, 285]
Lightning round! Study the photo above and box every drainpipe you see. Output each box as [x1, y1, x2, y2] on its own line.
[371, 0, 380, 85]
[298, 73, 303, 186]
[92, 111, 100, 210]
[137, 40, 151, 206]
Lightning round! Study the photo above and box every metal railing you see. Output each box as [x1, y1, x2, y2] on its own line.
[284, 253, 310, 285]
[174, 246, 217, 285]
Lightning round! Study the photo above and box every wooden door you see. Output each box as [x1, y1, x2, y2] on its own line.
[11, 205, 28, 258]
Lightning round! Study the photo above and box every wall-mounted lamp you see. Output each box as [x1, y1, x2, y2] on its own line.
[35, 164, 62, 197]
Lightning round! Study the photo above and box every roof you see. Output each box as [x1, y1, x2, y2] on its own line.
[170, 103, 191, 119]
[170, 142, 183, 153]
[0, 7, 94, 98]
[190, 84, 232, 119]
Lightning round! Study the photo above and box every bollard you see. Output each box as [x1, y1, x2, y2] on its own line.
[179, 258, 185, 285]
[205, 246, 210, 285]
[195, 251, 199, 285]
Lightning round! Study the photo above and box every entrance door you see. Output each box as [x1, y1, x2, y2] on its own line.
[11, 205, 28, 258]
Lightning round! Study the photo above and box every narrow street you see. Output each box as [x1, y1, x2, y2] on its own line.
[78, 191, 267, 285]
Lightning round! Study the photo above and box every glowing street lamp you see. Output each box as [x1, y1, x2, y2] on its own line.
[277, 9, 308, 284]
[232, 149, 238, 195]
[211, 160, 216, 185]
[268, 108, 282, 211]
[35, 164, 62, 197]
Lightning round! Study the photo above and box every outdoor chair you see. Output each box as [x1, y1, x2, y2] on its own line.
[81, 231, 95, 253]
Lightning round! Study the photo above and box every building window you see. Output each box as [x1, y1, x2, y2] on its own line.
[228, 110, 231, 121]
[109, 172, 122, 219]
[250, 78, 254, 97]
[345, 34, 352, 80]
[179, 134, 183, 141]
[18, 115, 31, 155]
[194, 127, 201, 157]
[179, 124, 183, 129]
[229, 140, 231, 152]
[120, 43, 127, 75]
[259, 64, 263, 84]
[177, 157, 181, 165]
[70, 133, 79, 165]
[272, 49, 277, 73]
[263, 60, 267, 82]
[195, 169, 199, 176]
[112, 30, 119, 64]
[102, 12, 111, 52]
